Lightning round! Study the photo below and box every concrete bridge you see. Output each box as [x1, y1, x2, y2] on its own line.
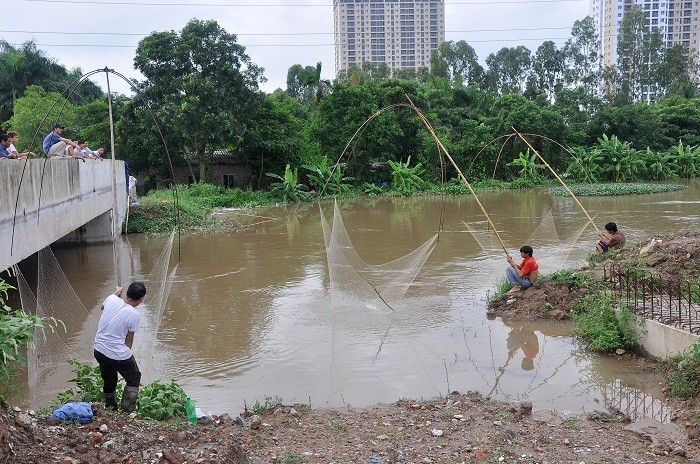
[0, 159, 127, 268]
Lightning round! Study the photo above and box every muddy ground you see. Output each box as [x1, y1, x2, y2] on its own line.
[1, 231, 698, 464]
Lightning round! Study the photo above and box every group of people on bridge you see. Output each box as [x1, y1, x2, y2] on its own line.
[0, 125, 106, 161]
[42, 123, 105, 161]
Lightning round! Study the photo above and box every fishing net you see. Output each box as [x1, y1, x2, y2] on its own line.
[320, 201, 440, 403]
[463, 208, 592, 272]
[132, 230, 178, 374]
[22, 247, 97, 392]
[321, 201, 439, 307]
[20, 230, 177, 393]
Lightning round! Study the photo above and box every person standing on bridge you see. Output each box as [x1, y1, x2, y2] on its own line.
[42, 124, 80, 158]
[94, 282, 147, 413]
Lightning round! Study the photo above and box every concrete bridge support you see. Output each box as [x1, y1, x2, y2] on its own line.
[0, 158, 126, 268]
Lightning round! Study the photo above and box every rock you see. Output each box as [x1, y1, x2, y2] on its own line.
[250, 415, 262, 430]
[99, 424, 109, 433]
[431, 429, 443, 437]
[289, 407, 299, 417]
[161, 449, 183, 464]
[672, 447, 687, 457]
[615, 348, 626, 355]
[90, 431, 103, 443]
[587, 410, 617, 422]
[16, 413, 32, 427]
[519, 402, 533, 416]
[234, 415, 249, 428]
[13, 406, 21, 412]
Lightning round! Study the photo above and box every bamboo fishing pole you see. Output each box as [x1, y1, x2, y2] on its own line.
[404, 94, 511, 258]
[511, 128, 601, 233]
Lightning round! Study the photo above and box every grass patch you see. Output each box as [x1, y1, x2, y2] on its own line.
[549, 183, 685, 196]
[666, 342, 700, 398]
[251, 395, 283, 414]
[539, 269, 594, 288]
[571, 291, 639, 352]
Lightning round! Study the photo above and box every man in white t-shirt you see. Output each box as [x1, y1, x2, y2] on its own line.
[93, 282, 147, 412]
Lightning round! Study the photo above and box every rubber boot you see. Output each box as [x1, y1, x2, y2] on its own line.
[104, 392, 118, 410]
[121, 386, 139, 413]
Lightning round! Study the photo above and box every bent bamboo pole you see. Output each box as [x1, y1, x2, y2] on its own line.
[512, 128, 600, 233]
[404, 95, 510, 258]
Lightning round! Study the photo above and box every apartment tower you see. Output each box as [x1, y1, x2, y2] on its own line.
[591, 0, 700, 67]
[333, 0, 446, 76]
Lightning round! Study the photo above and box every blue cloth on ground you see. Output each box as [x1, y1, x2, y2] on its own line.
[50, 402, 93, 424]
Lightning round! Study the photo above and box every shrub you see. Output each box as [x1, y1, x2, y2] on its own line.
[571, 291, 638, 352]
[56, 359, 190, 421]
[57, 359, 108, 404]
[0, 274, 62, 401]
[137, 379, 189, 421]
[666, 342, 700, 398]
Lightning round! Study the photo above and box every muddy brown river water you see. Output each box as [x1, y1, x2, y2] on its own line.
[11, 181, 700, 421]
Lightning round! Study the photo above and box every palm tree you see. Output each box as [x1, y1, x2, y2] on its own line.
[0, 40, 64, 124]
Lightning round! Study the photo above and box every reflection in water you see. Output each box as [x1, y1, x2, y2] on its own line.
[10, 182, 700, 419]
[506, 326, 539, 371]
[605, 379, 672, 424]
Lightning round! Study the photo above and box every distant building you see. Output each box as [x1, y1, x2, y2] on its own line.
[174, 149, 251, 188]
[333, 0, 446, 76]
[591, 0, 700, 68]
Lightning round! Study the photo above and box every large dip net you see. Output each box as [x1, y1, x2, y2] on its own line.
[19, 230, 177, 394]
[321, 200, 442, 402]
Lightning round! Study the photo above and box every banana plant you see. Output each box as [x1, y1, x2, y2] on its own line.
[266, 164, 310, 203]
[671, 141, 700, 179]
[388, 156, 427, 194]
[565, 146, 604, 182]
[506, 149, 545, 183]
[302, 156, 355, 196]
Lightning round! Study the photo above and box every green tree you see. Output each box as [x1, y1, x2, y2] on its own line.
[562, 16, 602, 95]
[667, 141, 700, 179]
[429, 40, 484, 87]
[594, 134, 645, 182]
[133, 19, 264, 183]
[245, 92, 309, 189]
[531, 41, 565, 100]
[5, 85, 79, 153]
[615, 6, 664, 103]
[286, 62, 330, 105]
[0, 40, 65, 125]
[657, 45, 700, 98]
[485, 46, 532, 95]
[485, 93, 570, 174]
[309, 79, 422, 183]
[586, 103, 670, 150]
[653, 96, 700, 147]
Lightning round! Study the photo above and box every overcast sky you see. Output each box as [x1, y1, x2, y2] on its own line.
[8, 0, 589, 95]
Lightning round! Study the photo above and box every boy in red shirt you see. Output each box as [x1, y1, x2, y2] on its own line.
[506, 245, 539, 295]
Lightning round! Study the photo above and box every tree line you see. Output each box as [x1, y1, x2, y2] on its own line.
[2, 10, 700, 192]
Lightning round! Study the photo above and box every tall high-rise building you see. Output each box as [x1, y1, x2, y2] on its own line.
[591, 0, 700, 67]
[333, 0, 446, 76]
